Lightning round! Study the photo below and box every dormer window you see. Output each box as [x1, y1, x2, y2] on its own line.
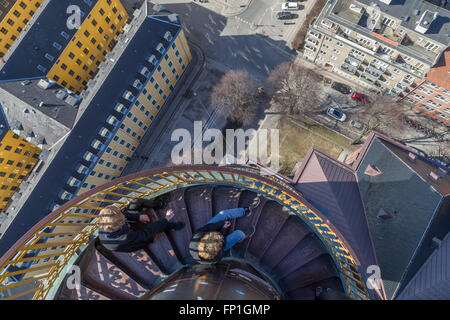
[156, 43, 165, 54]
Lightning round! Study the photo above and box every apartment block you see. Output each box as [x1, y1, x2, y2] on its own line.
[0, 0, 128, 94]
[304, 0, 450, 97]
[0, 113, 41, 213]
[0, 0, 44, 57]
[402, 49, 450, 124]
[47, 0, 128, 94]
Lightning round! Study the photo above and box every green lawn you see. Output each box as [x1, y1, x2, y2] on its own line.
[276, 117, 358, 176]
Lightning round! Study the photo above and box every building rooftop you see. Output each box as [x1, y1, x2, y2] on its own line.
[0, 79, 79, 129]
[425, 47, 450, 88]
[293, 148, 381, 298]
[0, 0, 98, 81]
[0, 10, 182, 257]
[322, 0, 450, 66]
[352, 131, 448, 299]
[397, 231, 450, 299]
[356, 0, 450, 46]
[0, 103, 9, 141]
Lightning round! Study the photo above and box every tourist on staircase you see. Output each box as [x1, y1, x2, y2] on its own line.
[189, 197, 261, 264]
[98, 198, 185, 252]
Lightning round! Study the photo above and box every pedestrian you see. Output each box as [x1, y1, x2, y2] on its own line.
[98, 197, 185, 252]
[189, 197, 261, 264]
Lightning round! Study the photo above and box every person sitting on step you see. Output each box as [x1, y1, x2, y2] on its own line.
[189, 197, 261, 264]
[98, 198, 185, 253]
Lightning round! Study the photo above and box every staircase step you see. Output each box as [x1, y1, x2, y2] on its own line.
[231, 191, 266, 258]
[60, 284, 111, 300]
[287, 277, 343, 300]
[80, 246, 146, 299]
[260, 216, 312, 272]
[100, 249, 163, 288]
[212, 186, 242, 216]
[185, 186, 213, 233]
[160, 189, 193, 263]
[272, 233, 327, 280]
[279, 254, 339, 292]
[146, 232, 180, 275]
[247, 201, 290, 261]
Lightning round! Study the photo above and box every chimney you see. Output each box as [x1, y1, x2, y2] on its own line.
[428, 171, 440, 182]
[431, 237, 441, 249]
[365, 164, 382, 176]
[377, 208, 394, 220]
[415, 10, 438, 34]
[407, 152, 417, 162]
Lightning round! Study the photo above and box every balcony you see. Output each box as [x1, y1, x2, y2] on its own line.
[0, 165, 372, 301]
[340, 62, 358, 75]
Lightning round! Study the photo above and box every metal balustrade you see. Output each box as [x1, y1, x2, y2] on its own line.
[0, 165, 371, 300]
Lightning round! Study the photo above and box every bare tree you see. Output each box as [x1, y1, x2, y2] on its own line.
[352, 95, 404, 144]
[210, 70, 257, 125]
[265, 61, 321, 115]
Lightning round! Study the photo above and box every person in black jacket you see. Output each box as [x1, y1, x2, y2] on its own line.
[98, 198, 185, 252]
[189, 197, 261, 264]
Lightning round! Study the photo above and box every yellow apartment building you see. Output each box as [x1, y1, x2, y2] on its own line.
[0, 0, 44, 57]
[47, 0, 128, 94]
[0, 130, 41, 212]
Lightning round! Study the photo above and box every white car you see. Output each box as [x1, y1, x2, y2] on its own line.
[326, 107, 347, 122]
[282, 2, 299, 10]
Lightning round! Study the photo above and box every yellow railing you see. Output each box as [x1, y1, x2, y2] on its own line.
[0, 165, 370, 300]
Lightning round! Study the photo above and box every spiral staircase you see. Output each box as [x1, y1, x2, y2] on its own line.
[0, 165, 371, 300]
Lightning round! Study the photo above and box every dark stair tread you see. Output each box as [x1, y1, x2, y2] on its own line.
[146, 232, 180, 275]
[185, 185, 214, 233]
[100, 249, 163, 288]
[260, 215, 312, 271]
[272, 233, 327, 279]
[60, 284, 111, 300]
[279, 254, 339, 292]
[287, 277, 344, 300]
[80, 246, 146, 300]
[247, 201, 290, 261]
[212, 186, 242, 216]
[161, 189, 193, 263]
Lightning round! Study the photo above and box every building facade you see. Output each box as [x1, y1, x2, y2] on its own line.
[401, 49, 450, 124]
[303, 0, 450, 97]
[0, 130, 41, 212]
[0, 0, 44, 57]
[47, 0, 128, 94]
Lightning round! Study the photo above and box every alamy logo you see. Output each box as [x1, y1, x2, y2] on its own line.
[66, 5, 81, 30]
[66, 265, 81, 290]
[366, 265, 381, 290]
[171, 121, 279, 173]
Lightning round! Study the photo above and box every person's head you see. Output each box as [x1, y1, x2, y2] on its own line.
[99, 205, 125, 233]
[197, 231, 224, 260]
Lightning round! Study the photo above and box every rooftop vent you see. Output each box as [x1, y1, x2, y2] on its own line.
[365, 164, 382, 176]
[56, 89, 68, 100]
[37, 79, 52, 89]
[168, 13, 178, 23]
[153, 4, 164, 12]
[377, 208, 394, 220]
[437, 167, 448, 178]
[379, 0, 392, 4]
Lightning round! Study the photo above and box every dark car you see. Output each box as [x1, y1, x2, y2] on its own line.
[351, 91, 369, 104]
[331, 82, 352, 94]
[277, 11, 295, 20]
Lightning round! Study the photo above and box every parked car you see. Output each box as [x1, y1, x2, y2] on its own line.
[281, 2, 299, 10]
[351, 91, 369, 104]
[277, 11, 295, 20]
[331, 82, 352, 94]
[349, 120, 364, 131]
[326, 107, 347, 122]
